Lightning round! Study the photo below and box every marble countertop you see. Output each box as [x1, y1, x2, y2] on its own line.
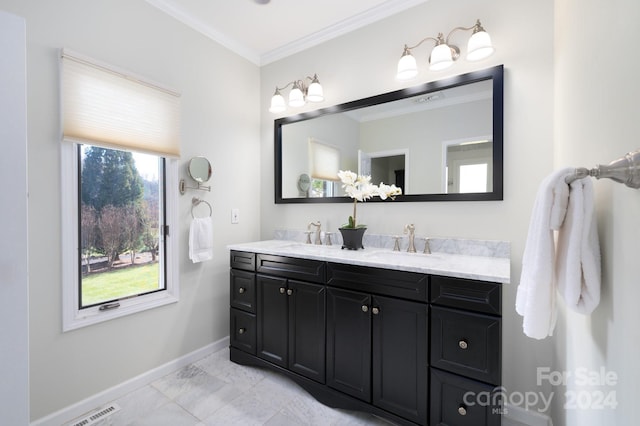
[228, 239, 510, 284]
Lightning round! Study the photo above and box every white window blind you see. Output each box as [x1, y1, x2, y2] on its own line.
[308, 138, 340, 181]
[61, 49, 181, 157]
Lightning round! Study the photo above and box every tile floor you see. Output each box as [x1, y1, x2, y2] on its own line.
[89, 347, 395, 426]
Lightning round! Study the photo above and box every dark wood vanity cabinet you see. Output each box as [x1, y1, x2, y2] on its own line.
[229, 251, 502, 426]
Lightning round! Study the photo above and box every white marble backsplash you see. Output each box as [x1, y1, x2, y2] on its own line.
[273, 228, 510, 259]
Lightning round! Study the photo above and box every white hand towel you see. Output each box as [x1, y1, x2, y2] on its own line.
[555, 178, 601, 314]
[516, 167, 573, 339]
[189, 217, 213, 263]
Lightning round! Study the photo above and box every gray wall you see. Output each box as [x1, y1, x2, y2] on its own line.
[1, 0, 261, 420]
[0, 10, 29, 425]
[554, 0, 640, 424]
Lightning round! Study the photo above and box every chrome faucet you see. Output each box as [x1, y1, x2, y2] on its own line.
[308, 221, 322, 245]
[404, 224, 416, 253]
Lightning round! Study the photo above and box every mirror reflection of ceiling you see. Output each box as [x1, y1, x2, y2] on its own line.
[344, 80, 492, 123]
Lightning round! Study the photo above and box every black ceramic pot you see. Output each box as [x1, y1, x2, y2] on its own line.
[339, 227, 366, 250]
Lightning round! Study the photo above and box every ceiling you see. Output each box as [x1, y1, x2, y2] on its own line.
[145, 0, 429, 66]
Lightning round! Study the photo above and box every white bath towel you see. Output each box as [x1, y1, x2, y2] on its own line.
[189, 217, 213, 263]
[516, 168, 573, 339]
[555, 178, 601, 314]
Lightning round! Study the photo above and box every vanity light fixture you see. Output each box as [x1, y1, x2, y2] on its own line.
[396, 19, 495, 80]
[269, 74, 324, 113]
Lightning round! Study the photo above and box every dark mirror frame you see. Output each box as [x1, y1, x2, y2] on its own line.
[274, 65, 504, 204]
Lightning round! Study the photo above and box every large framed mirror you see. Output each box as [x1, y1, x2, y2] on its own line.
[275, 65, 503, 203]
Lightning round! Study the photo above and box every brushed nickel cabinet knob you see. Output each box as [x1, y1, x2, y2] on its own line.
[372, 307, 380, 315]
[279, 287, 286, 294]
[238, 287, 245, 294]
[458, 405, 467, 416]
[238, 328, 246, 335]
[459, 340, 468, 350]
[362, 305, 369, 312]
[287, 289, 293, 296]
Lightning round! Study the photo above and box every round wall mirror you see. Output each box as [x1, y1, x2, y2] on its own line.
[188, 157, 212, 183]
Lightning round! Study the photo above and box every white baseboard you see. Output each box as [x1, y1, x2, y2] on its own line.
[31, 336, 230, 426]
[503, 403, 553, 426]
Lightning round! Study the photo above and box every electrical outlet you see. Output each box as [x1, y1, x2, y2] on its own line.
[231, 208, 239, 224]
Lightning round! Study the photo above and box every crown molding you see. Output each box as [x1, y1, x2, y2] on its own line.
[260, 0, 429, 65]
[147, 0, 429, 66]
[146, 0, 261, 65]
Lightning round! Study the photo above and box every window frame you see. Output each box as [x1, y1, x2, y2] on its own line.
[61, 142, 179, 332]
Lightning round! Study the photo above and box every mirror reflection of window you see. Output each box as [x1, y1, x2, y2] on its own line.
[459, 163, 488, 193]
[310, 179, 335, 197]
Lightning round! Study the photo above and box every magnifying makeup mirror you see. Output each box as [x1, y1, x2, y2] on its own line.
[188, 156, 212, 183]
[179, 156, 212, 194]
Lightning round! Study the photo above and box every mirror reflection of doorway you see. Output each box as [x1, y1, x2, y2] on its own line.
[358, 149, 409, 191]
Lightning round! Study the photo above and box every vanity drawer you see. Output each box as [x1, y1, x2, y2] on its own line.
[430, 368, 501, 426]
[430, 275, 501, 315]
[431, 306, 501, 384]
[256, 254, 326, 284]
[230, 250, 256, 272]
[230, 269, 256, 313]
[230, 308, 256, 355]
[327, 262, 428, 302]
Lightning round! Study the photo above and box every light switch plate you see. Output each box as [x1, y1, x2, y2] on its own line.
[231, 208, 239, 224]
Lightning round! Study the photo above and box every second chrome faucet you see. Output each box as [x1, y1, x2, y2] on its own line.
[308, 221, 322, 245]
[404, 224, 416, 253]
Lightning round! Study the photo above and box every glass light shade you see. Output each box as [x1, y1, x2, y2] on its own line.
[396, 53, 418, 80]
[269, 93, 286, 113]
[306, 82, 324, 102]
[288, 87, 305, 107]
[467, 31, 495, 61]
[429, 43, 454, 71]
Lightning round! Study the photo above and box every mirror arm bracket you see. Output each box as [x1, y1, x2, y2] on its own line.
[179, 179, 211, 195]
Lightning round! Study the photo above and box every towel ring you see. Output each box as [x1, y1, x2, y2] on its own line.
[191, 197, 212, 218]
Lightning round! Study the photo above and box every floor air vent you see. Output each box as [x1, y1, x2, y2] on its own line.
[68, 403, 121, 426]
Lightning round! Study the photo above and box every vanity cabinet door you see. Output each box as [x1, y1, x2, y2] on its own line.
[326, 287, 372, 402]
[256, 274, 327, 383]
[288, 279, 326, 383]
[257, 275, 289, 368]
[372, 295, 428, 425]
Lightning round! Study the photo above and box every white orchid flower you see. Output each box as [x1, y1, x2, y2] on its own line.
[337, 170, 402, 228]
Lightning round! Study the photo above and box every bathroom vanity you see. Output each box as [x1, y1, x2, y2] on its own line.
[228, 239, 509, 426]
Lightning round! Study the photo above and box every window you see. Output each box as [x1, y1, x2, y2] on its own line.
[61, 49, 180, 331]
[79, 145, 167, 308]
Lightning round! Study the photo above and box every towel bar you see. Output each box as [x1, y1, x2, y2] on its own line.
[565, 149, 640, 188]
[191, 197, 212, 218]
